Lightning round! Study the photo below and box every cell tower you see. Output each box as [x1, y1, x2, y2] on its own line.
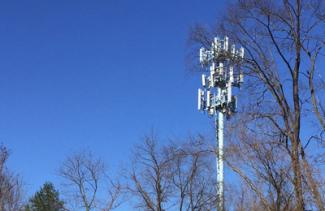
[198, 36, 244, 211]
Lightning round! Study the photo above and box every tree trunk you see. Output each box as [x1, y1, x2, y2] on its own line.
[291, 140, 304, 211]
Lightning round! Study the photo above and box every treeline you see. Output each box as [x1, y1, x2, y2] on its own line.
[0, 135, 218, 211]
[2, 126, 325, 211]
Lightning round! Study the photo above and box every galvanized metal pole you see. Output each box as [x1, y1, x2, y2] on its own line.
[216, 111, 224, 211]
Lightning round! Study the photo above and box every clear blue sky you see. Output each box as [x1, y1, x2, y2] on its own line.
[0, 0, 227, 205]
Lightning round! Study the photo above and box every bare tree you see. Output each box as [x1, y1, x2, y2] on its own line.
[225, 117, 296, 211]
[166, 136, 216, 211]
[190, 0, 325, 210]
[59, 150, 121, 211]
[0, 145, 24, 211]
[127, 134, 172, 211]
[127, 134, 217, 211]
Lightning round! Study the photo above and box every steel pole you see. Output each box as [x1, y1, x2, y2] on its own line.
[216, 111, 224, 211]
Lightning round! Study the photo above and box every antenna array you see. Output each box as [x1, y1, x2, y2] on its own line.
[198, 36, 244, 118]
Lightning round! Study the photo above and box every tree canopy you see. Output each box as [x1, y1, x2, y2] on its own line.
[26, 182, 65, 211]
